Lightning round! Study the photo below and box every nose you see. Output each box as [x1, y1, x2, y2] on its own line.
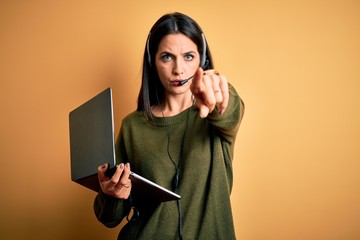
[172, 58, 184, 76]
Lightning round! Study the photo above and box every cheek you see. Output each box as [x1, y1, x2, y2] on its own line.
[189, 57, 201, 70]
[155, 65, 169, 84]
[156, 62, 170, 76]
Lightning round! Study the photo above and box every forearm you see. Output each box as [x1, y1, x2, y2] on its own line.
[93, 189, 129, 228]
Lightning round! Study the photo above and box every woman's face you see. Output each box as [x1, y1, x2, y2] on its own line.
[155, 33, 200, 94]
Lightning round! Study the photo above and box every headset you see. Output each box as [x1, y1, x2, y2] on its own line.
[146, 33, 209, 86]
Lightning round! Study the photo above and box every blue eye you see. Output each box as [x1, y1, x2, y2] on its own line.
[184, 54, 194, 61]
[161, 54, 172, 62]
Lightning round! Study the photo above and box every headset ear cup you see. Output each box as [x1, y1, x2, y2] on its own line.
[203, 59, 209, 69]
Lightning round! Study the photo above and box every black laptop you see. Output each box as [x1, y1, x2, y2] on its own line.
[69, 88, 180, 202]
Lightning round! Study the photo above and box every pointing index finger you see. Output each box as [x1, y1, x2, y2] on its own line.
[190, 67, 204, 94]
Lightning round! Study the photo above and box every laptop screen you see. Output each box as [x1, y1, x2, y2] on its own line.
[69, 88, 116, 191]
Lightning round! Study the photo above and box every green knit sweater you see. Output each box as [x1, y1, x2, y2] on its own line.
[94, 86, 244, 240]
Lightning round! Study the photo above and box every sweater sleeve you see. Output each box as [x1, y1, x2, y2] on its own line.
[93, 189, 130, 228]
[207, 83, 245, 143]
[93, 124, 131, 228]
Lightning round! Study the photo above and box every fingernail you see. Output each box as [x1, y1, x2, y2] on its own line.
[119, 163, 124, 169]
[125, 163, 130, 168]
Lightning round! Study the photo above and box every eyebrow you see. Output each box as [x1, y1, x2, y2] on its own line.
[159, 50, 197, 56]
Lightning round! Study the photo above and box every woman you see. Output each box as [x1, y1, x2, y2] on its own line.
[94, 12, 244, 239]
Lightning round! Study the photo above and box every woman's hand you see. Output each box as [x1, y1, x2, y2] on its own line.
[97, 163, 132, 199]
[190, 68, 229, 118]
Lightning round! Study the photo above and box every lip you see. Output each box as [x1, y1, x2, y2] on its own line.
[170, 78, 184, 82]
[168, 75, 194, 87]
[170, 78, 187, 84]
[170, 75, 193, 83]
[169, 80, 182, 86]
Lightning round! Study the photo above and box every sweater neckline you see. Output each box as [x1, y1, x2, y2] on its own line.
[150, 107, 194, 127]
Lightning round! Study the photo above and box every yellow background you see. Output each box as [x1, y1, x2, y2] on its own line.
[1, 0, 359, 239]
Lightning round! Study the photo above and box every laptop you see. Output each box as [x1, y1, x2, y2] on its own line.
[69, 88, 180, 202]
